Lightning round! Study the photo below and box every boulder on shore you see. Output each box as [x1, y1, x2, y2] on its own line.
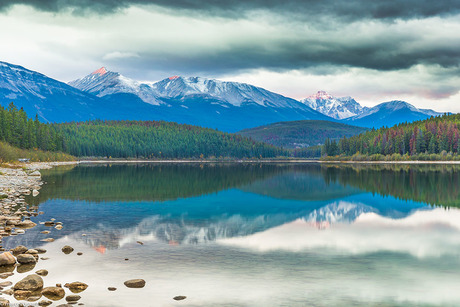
[0, 252, 16, 266]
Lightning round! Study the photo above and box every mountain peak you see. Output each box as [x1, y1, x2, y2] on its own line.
[168, 75, 180, 80]
[301, 91, 363, 120]
[92, 67, 108, 76]
[309, 90, 333, 100]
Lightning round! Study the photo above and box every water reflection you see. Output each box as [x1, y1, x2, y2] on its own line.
[3, 163, 460, 306]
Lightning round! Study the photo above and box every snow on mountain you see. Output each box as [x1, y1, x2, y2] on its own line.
[0, 61, 105, 122]
[70, 69, 316, 110]
[345, 100, 442, 128]
[68, 67, 162, 105]
[151, 76, 308, 109]
[301, 91, 364, 119]
[306, 201, 376, 225]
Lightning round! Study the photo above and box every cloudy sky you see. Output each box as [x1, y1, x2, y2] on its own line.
[1, 0, 460, 111]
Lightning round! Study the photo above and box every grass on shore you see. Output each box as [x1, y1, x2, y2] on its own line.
[0, 141, 75, 163]
[321, 151, 460, 162]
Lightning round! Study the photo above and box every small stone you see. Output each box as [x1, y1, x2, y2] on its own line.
[41, 257, 50, 260]
[2, 289, 13, 295]
[124, 258, 129, 261]
[34, 248, 47, 254]
[65, 282, 88, 293]
[32, 190, 39, 197]
[0, 272, 13, 279]
[0, 252, 16, 266]
[42, 286, 65, 300]
[56, 283, 62, 287]
[124, 279, 145, 288]
[136, 241, 144, 245]
[40, 231, 50, 234]
[0, 298, 9, 305]
[55, 225, 63, 230]
[17, 254, 36, 264]
[173, 296, 187, 301]
[65, 295, 81, 302]
[35, 269, 48, 276]
[41, 238, 54, 242]
[62, 246, 74, 254]
[44, 222, 55, 227]
[0, 281, 12, 287]
[13, 274, 43, 291]
[77, 252, 83, 256]
[38, 299, 53, 306]
[29, 171, 41, 177]
[11, 245, 28, 255]
[108, 287, 116, 291]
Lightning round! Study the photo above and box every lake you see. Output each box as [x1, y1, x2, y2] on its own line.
[4, 162, 460, 306]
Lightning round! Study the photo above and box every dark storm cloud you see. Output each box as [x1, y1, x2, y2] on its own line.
[2, 0, 460, 21]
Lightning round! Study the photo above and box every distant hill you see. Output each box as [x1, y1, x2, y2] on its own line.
[238, 120, 368, 148]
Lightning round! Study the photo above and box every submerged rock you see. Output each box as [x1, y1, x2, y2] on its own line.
[0, 252, 16, 266]
[65, 295, 81, 302]
[173, 296, 187, 301]
[64, 282, 88, 293]
[17, 263, 36, 273]
[42, 287, 65, 300]
[13, 274, 43, 291]
[124, 279, 145, 288]
[38, 299, 53, 306]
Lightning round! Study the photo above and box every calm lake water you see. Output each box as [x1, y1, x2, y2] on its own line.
[4, 163, 460, 306]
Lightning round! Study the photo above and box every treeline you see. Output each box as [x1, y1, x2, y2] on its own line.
[0, 103, 64, 152]
[55, 120, 287, 159]
[323, 113, 460, 159]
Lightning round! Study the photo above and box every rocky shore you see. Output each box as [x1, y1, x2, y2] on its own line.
[0, 161, 84, 306]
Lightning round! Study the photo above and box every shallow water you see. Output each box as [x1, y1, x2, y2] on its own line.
[4, 163, 460, 306]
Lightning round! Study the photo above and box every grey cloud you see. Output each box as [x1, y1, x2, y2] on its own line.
[2, 0, 460, 21]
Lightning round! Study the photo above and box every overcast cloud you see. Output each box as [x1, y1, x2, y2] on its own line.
[0, 1, 459, 111]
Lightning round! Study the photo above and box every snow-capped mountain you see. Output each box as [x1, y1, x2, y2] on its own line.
[68, 68, 331, 131]
[301, 91, 365, 119]
[0, 61, 107, 122]
[345, 100, 442, 128]
[68, 67, 162, 105]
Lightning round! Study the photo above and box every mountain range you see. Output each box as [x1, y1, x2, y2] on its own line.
[0, 61, 445, 132]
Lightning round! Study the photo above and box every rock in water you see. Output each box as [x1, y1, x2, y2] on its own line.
[42, 286, 65, 300]
[0, 252, 16, 266]
[108, 287, 117, 291]
[0, 281, 12, 287]
[35, 269, 48, 276]
[124, 279, 146, 288]
[32, 190, 39, 197]
[65, 295, 81, 302]
[29, 171, 41, 177]
[17, 254, 37, 264]
[11, 245, 28, 255]
[13, 274, 43, 291]
[173, 296, 187, 301]
[61, 246, 74, 254]
[38, 299, 53, 306]
[64, 282, 88, 293]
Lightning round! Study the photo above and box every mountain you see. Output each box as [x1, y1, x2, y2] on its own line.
[69, 68, 332, 132]
[344, 100, 442, 128]
[238, 120, 368, 148]
[300, 91, 365, 119]
[0, 61, 115, 122]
